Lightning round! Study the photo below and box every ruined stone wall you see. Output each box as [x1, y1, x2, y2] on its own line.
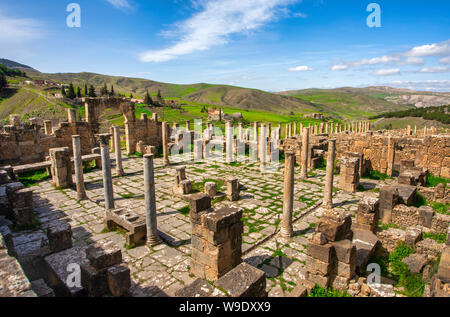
[122, 102, 162, 155]
[335, 133, 450, 178]
[0, 121, 99, 166]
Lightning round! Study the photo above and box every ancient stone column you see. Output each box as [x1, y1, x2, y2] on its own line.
[49, 147, 73, 189]
[72, 135, 87, 201]
[253, 122, 259, 159]
[186, 120, 191, 131]
[323, 139, 336, 208]
[98, 134, 115, 210]
[194, 139, 202, 161]
[325, 123, 329, 134]
[68, 108, 77, 123]
[299, 123, 303, 135]
[238, 123, 243, 141]
[152, 113, 158, 121]
[43, 120, 52, 135]
[293, 122, 297, 136]
[260, 124, 267, 171]
[226, 121, 233, 163]
[285, 124, 289, 140]
[386, 136, 395, 177]
[144, 154, 161, 246]
[162, 121, 170, 166]
[406, 125, 411, 136]
[113, 126, 124, 177]
[281, 149, 295, 238]
[300, 127, 310, 179]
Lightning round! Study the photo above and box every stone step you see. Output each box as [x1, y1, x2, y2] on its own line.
[352, 228, 380, 271]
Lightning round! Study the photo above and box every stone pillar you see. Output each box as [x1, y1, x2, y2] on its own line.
[226, 121, 233, 163]
[386, 136, 395, 177]
[9, 115, 21, 127]
[113, 126, 124, 177]
[72, 136, 87, 201]
[281, 149, 295, 238]
[284, 124, 289, 140]
[260, 124, 267, 171]
[226, 176, 239, 201]
[380, 186, 399, 225]
[144, 154, 161, 246]
[238, 123, 243, 141]
[98, 134, 115, 210]
[299, 123, 303, 136]
[325, 123, 329, 134]
[44, 120, 53, 135]
[319, 122, 324, 134]
[293, 122, 297, 136]
[194, 139, 202, 161]
[49, 147, 73, 189]
[189, 194, 243, 281]
[339, 154, 360, 193]
[300, 127, 310, 179]
[68, 108, 77, 123]
[162, 122, 170, 166]
[186, 121, 191, 131]
[323, 139, 336, 208]
[253, 122, 259, 159]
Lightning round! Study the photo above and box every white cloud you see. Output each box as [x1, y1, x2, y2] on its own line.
[139, 0, 299, 62]
[404, 40, 450, 57]
[370, 68, 401, 77]
[331, 40, 449, 71]
[293, 12, 308, 18]
[384, 80, 450, 92]
[105, 0, 132, 9]
[439, 56, 450, 64]
[419, 66, 450, 73]
[331, 64, 348, 71]
[0, 11, 43, 43]
[288, 65, 312, 72]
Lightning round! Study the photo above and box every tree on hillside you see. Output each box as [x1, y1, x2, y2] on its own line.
[110, 85, 115, 96]
[144, 90, 153, 106]
[100, 83, 108, 96]
[129, 93, 134, 99]
[61, 86, 66, 96]
[84, 84, 88, 96]
[76, 86, 82, 98]
[88, 85, 96, 97]
[67, 83, 76, 99]
[0, 73, 8, 90]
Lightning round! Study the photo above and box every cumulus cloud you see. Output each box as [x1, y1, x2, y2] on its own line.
[419, 66, 450, 73]
[139, 0, 299, 62]
[105, 0, 132, 9]
[404, 40, 450, 57]
[288, 65, 312, 72]
[370, 68, 401, 77]
[384, 80, 450, 92]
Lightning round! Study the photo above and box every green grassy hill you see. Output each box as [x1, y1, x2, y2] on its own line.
[278, 87, 416, 119]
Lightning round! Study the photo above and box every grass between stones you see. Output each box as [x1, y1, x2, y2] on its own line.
[362, 170, 393, 181]
[370, 241, 427, 297]
[178, 205, 190, 216]
[18, 169, 50, 187]
[415, 193, 449, 215]
[308, 285, 352, 297]
[192, 178, 225, 193]
[422, 232, 447, 244]
[426, 174, 449, 188]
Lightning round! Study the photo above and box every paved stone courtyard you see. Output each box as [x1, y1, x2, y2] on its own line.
[29, 152, 390, 297]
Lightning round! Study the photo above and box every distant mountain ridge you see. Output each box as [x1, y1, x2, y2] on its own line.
[0, 58, 35, 70]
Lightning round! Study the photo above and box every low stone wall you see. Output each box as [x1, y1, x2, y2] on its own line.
[391, 204, 450, 234]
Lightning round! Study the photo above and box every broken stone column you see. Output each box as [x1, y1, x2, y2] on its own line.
[226, 176, 239, 201]
[204, 182, 217, 197]
[49, 147, 73, 189]
[323, 139, 336, 208]
[72, 135, 87, 201]
[300, 127, 310, 179]
[355, 197, 380, 232]
[281, 149, 295, 238]
[9, 114, 21, 127]
[144, 154, 161, 246]
[339, 154, 360, 193]
[162, 121, 170, 166]
[293, 122, 297, 136]
[189, 194, 243, 281]
[9, 186, 34, 228]
[226, 121, 233, 163]
[97, 134, 115, 210]
[379, 186, 399, 225]
[113, 126, 124, 177]
[44, 120, 52, 135]
[173, 166, 192, 195]
[386, 136, 395, 177]
[67, 108, 77, 123]
[186, 120, 191, 131]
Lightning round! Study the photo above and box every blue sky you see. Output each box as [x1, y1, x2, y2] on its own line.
[1, 0, 449, 92]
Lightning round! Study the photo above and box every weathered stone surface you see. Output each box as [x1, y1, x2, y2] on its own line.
[307, 242, 334, 263]
[81, 262, 108, 297]
[437, 247, 450, 284]
[396, 185, 417, 206]
[352, 228, 379, 269]
[215, 262, 267, 297]
[202, 207, 242, 232]
[175, 278, 215, 297]
[47, 221, 73, 253]
[331, 239, 356, 264]
[31, 279, 55, 297]
[404, 227, 422, 248]
[107, 264, 131, 297]
[416, 238, 444, 260]
[379, 186, 399, 224]
[402, 254, 428, 274]
[316, 212, 351, 242]
[86, 241, 122, 270]
[204, 182, 217, 197]
[290, 284, 307, 297]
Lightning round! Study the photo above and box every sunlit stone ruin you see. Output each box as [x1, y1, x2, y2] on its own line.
[0, 97, 449, 298]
